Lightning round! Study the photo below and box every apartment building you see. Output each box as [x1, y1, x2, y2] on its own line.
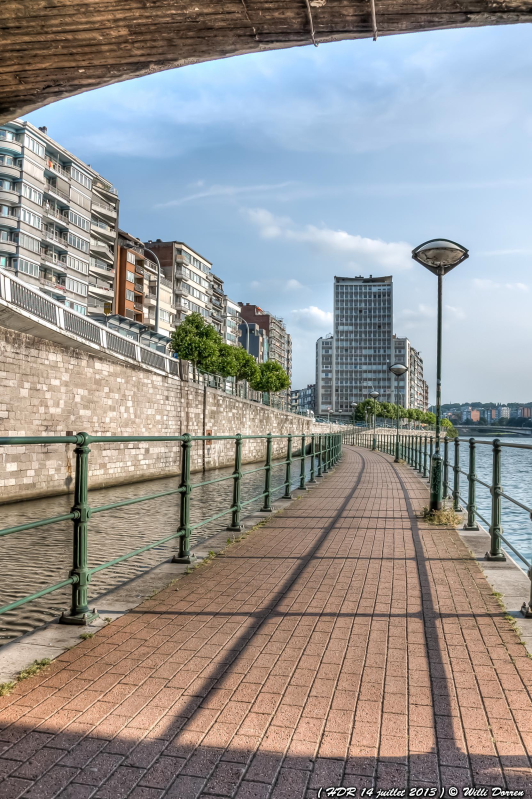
[290, 384, 316, 415]
[316, 335, 334, 415]
[0, 120, 119, 316]
[239, 303, 292, 379]
[225, 298, 241, 345]
[333, 275, 393, 414]
[392, 335, 428, 410]
[116, 230, 175, 336]
[239, 322, 268, 362]
[143, 239, 213, 325]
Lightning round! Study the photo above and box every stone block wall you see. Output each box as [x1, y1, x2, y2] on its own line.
[0, 325, 341, 503]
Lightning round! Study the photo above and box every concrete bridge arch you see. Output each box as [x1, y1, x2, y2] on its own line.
[2, 0, 532, 124]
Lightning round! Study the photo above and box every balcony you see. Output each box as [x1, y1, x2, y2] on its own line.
[91, 219, 115, 241]
[46, 160, 70, 180]
[88, 283, 114, 299]
[92, 198, 117, 217]
[0, 214, 18, 229]
[90, 261, 114, 279]
[0, 164, 20, 179]
[40, 277, 67, 292]
[44, 229, 68, 249]
[90, 238, 114, 262]
[0, 188, 19, 204]
[45, 181, 70, 203]
[43, 205, 69, 225]
[0, 240, 16, 255]
[0, 138, 22, 156]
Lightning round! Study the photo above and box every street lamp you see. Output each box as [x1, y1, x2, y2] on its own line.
[389, 363, 408, 462]
[369, 390, 379, 450]
[351, 402, 358, 427]
[412, 238, 468, 511]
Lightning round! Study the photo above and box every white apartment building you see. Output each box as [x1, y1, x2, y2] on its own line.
[333, 275, 394, 414]
[0, 120, 119, 316]
[316, 335, 334, 415]
[392, 335, 429, 410]
[225, 298, 241, 345]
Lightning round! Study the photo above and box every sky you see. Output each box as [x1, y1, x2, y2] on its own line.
[26, 23, 532, 404]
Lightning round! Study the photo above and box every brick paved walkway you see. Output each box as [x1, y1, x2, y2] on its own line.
[1, 446, 532, 798]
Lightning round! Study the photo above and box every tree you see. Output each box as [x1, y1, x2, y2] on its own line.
[232, 346, 260, 386]
[442, 418, 458, 438]
[216, 343, 239, 379]
[250, 361, 291, 393]
[170, 313, 221, 379]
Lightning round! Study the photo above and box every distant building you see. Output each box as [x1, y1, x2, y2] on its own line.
[316, 335, 334, 415]
[239, 321, 268, 363]
[239, 303, 292, 380]
[523, 407, 532, 418]
[290, 385, 316, 415]
[392, 335, 428, 410]
[496, 404, 510, 420]
[471, 409, 481, 423]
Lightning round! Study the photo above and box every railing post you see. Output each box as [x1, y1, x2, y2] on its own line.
[309, 434, 316, 483]
[443, 437, 449, 498]
[486, 438, 506, 561]
[261, 433, 274, 512]
[283, 435, 293, 499]
[429, 435, 434, 470]
[317, 434, 323, 477]
[174, 433, 195, 562]
[423, 435, 429, 478]
[61, 432, 98, 625]
[323, 434, 329, 473]
[453, 438, 462, 512]
[227, 434, 243, 531]
[299, 434, 308, 490]
[463, 437, 480, 532]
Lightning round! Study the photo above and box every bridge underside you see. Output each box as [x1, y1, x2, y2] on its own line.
[2, 1, 532, 124]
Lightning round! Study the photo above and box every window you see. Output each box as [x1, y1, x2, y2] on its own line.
[126, 289, 135, 302]
[16, 207, 42, 229]
[0, 179, 12, 190]
[70, 188, 91, 211]
[126, 251, 136, 264]
[0, 129, 16, 142]
[20, 182, 43, 205]
[68, 210, 90, 231]
[17, 232, 41, 254]
[0, 230, 12, 242]
[0, 205, 13, 217]
[14, 258, 40, 277]
[24, 135, 46, 158]
[67, 254, 89, 274]
[0, 255, 8, 268]
[0, 155, 14, 166]
[126, 270, 135, 283]
[68, 232, 89, 253]
[71, 166, 92, 190]
[66, 277, 88, 296]
[160, 309, 171, 323]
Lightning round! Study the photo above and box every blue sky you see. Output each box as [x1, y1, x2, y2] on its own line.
[27, 24, 532, 403]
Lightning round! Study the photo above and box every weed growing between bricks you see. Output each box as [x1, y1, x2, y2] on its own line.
[0, 658, 51, 697]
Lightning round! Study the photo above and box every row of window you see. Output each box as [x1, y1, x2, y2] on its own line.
[177, 248, 210, 274]
[71, 166, 92, 190]
[69, 210, 90, 231]
[180, 265, 210, 290]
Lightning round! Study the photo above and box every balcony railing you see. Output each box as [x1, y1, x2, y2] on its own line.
[47, 160, 70, 179]
[92, 198, 117, 213]
[45, 181, 70, 202]
[43, 205, 69, 224]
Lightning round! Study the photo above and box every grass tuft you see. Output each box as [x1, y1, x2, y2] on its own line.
[18, 659, 51, 681]
[422, 507, 461, 526]
[0, 682, 16, 697]
[79, 633, 94, 640]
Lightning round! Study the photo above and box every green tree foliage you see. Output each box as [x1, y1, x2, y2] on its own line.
[250, 361, 291, 393]
[232, 346, 260, 385]
[170, 313, 221, 377]
[170, 312, 290, 392]
[441, 418, 458, 437]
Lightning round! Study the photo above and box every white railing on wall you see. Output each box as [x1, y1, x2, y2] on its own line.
[0, 268, 293, 412]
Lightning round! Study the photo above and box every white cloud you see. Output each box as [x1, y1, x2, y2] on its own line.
[400, 304, 436, 320]
[245, 208, 413, 271]
[249, 278, 306, 292]
[473, 278, 529, 291]
[157, 182, 295, 208]
[445, 305, 466, 320]
[290, 305, 333, 330]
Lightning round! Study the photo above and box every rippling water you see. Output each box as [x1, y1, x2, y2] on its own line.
[0, 456, 313, 645]
[451, 436, 532, 569]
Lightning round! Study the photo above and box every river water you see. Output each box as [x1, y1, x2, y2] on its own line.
[0, 457, 313, 646]
[453, 436, 532, 569]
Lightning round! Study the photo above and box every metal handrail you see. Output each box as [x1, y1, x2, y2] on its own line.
[350, 429, 532, 617]
[0, 431, 343, 624]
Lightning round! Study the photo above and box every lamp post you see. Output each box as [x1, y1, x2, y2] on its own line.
[389, 363, 408, 462]
[412, 238, 469, 512]
[369, 390, 379, 450]
[351, 401, 358, 429]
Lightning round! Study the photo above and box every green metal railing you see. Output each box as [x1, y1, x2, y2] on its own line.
[0, 431, 342, 624]
[349, 429, 532, 617]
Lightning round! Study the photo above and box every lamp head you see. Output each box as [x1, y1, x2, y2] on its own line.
[389, 362, 408, 377]
[369, 390, 379, 399]
[412, 239, 468, 276]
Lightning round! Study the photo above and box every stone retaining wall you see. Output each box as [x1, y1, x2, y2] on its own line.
[0, 325, 342, 503]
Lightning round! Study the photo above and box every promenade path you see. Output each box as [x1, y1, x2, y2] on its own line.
[1, 446, 532, 797]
